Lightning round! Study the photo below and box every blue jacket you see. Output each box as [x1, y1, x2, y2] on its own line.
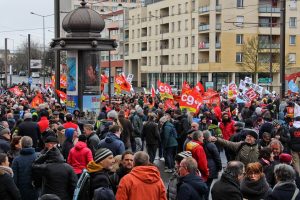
[0, 136, 10, 153]
[162, 121, 178, 148]
[12, 147, 38, 200]
[98, 133, 125, 156]
[177, 173, 208, 200]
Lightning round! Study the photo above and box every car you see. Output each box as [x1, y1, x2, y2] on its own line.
[19, 71, 26, 76]
[32, 72, 40, 78]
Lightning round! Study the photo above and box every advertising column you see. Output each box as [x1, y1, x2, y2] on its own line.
[66, 51, 79, 113]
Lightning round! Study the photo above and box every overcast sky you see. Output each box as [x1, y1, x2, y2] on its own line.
[0, 0, 54, 52]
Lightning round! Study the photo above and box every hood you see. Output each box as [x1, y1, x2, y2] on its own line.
[87, 160, 104, 173]
[20, 147, 35, 155]
[130, 165, 161, 184]
[180, 174, 207, 195]
[65, 128, 75, 142]
[104, 133, 119, 143]
[185, 140, 202, 152]
[74, 141, 87, 151]
[293, 121, 300, 129]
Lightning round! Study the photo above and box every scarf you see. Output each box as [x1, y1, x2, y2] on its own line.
[240, 175, 270, 199]
[87, 160, 104, 173]
[0, 166, 14, 177]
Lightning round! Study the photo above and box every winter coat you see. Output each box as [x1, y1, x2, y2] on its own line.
[98, 133, 125, 156]
[289, 121, 300, 152]
[203, 141, 222, 179]
[161, 121, 178, 148]
[62, 128, 75, 159]
[219, 120, 235, 140]
[211, 173, 243, 200]
[167, 173, 178, 200]
[87, 132, 100, 155]
[240, 175, 272, 200]
[266, 182, 300, 200]
[274, 126, 290, 152]
[177, 173, 208, 200]
[142, 121, 160, 145]
[18, 119, 41, 148]
[32, 147, 78, 200]
[132, 114, 143, 138]
[208, 124, 222, 138]
[67, 141, 93, 174]
[0, 135, 10, 153]
[7, 149, 20, 164]
[116, 165, 167, 200]
[37, 116, 49, 134]
[0, 168, 21, 200]
[259, 158, 276, 187]
[216, 138, 259, 166]
[173, 114, 190, 139]
[12, 147, 38, 200]
[259, 121, 274, 139]
[186, 140, 209, 181]
[118, 117, 133, 148]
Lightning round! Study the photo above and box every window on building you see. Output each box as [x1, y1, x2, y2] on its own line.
[172, 22, 175, 32]
[155, 56, 158, 65]
[178, 21, 181, 31]
[289, 53, 296, 63]
[171, 55, 174, 65]
[185, 37, 188, 47]
[156, 41, 158, 50]
[192, 18, 195, 29]
[237, 0, 244, 8]
[191, 0, 195, 12]
[191, 36, 195, 47]
[171, 6, 175, 15]
[132, 30, 134, 39]
[236, 52, 243, 63]
[290, 0, 297, 9]
[132, 16, 134, 25]
[289, 17, 297, 28]
[178, 4, 182, 14]
[185, 2, 188, 13]
[148, 57, 151, 65]
[155, 25, 158, 35]
[137, 43, 140, 52]
[149, 41, 151, 51]
[185, 54, 188, 64]
[178, 54, 181, 64]
[290, 35, 296, 45]
[185, 19, 188, 30]
[132, 44, 134, 53]
[149, 27, 151, 36]
[236, 16, 244, 27]
[137, 14, 140, 24]
[236, 34, 244, 44]
[137, 29, 140, 38]
[149, 12, 151, 21]
[178, 38, 181, 48]
[191, 53, 195, 64]
[171, 39, 175, 49]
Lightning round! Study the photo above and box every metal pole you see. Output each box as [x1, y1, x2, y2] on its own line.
[43, 16, 46, 87]
[28, 34, 31, 93]
[280, 0, 286, 98]
[54, 0, 61, 101]
[269, 7, 273, 91]
[4, 38, 7, 87]
[160, 17, 163, 82]
[108, 29, 111, 105]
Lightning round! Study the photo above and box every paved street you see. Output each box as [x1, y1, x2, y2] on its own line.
[7, 75, 50, 87]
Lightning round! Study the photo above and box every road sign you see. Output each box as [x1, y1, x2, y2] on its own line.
[28, 77, 33, 84]
[258, 78, 272, 84]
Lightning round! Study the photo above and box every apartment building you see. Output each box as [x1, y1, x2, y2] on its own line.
[124, 0, 300, 91]
[71, 0, 141, 79]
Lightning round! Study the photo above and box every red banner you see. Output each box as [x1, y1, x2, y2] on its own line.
[115, 74, 131, 92]
[195, 82, 205, 95]
[9, 86, 23, 97]
[164, 99, 177, 110]
[157, 81, 173, 100]
[202, 89, 220, 107]
[179, 89, 202, 113]
[31, 93, 44, 108]
[56, 90, 67, 101]
[151, 85, 156, 98]
[182, 81, 191, 93]
[101, 74, 108, 84]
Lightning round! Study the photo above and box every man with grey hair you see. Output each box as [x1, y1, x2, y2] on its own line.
[177, 157, 208, 200]
[18, 112, 41, 149]
[12, 136, 38, 199]
[266, 164, 300, 200]
[116, 151, 167, 200]
[211, 161, 244, 200]
[84, 123, 100, 155]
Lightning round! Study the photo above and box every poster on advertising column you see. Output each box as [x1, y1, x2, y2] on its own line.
[83, 95, 100, 120]
[66, 51, 78, 95]
[66, 95, 79, 113]
[82, 51, 100, 94]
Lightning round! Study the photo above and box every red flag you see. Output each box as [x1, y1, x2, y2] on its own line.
[9, 86, 23, 96]
[182, 81, 191, 93]
[151, 85, 156, 98]
[179, 88, 202, 113]
[195, 82, 205, 95]
[101, 74, 108, 84]
[56, 90, 67, 101]
[31, 93, 44, 108]
[164, 99, 177, 110]
[115, 74, 131, 92]
[157, 80, 173, 100]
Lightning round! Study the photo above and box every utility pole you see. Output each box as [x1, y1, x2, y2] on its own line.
[269, 7, 273, 91]
[4, 38, 7, 87]
[108, 29, 112, 105]
[28, 34, 31, 93]
[280, 0, 286, 98]
[54, 0, 60, 102]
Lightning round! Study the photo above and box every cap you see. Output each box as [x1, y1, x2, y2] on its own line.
[177, 151, 192, 159]
[45, 136, 58, 143]
[272, 120, 280, 127]
[279, 153, 292, 164]
[244, 128, 258, 140]
[94, 148, 113, 163]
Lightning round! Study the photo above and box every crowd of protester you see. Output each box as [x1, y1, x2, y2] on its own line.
[1, 84, 300, 200]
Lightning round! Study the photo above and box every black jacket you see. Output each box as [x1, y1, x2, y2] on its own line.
[32, 147, 78, 200]
[266, 182, 300, 200]
[177, 173, 208, 200]
[18, 119, 41, 148]
[0, 135, 10, 153]
[203, 141, 222, 179]
[142, 121, 160, 145]
[118, 117, 134, 149]
[211, 173, 243, 200]
[12, 147, 38, 200]
[289, 125, 300, 152]
[240, 176, 272, 200]
[0, 169, 21, 200]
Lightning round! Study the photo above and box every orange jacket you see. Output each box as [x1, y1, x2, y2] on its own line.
[116, 165, 167, 200]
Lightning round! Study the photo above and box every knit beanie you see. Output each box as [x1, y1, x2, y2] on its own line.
[244, 128, 258, 140]
[94, 148, 113, 163]
[279, 153, 293, 164]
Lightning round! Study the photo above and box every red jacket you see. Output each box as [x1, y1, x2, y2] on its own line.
[185, 140, 209, 181]
[219, 120, 235, 140]
[37, 116, 49, 133]
[214, 106, 222, 122]
[67, 141, 93, 174]
[63, 121, 78, 130]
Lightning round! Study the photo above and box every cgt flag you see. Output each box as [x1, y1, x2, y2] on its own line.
[179, 88, 202, 113]
[8, 86, 23, 97]
[31, 93, 44, 108]
[157, 80, 173, 100]
[56, 90, 67, 101]
[115, 74, 131, 92]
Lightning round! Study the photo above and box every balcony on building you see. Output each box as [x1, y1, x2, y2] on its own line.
[160, 39, 169, 50]
[160, 23, 169, 34]
[259, 43, 280, 49]
[216, 23, 221, 31]
[160, 7, 169, 18]
[216, 42, 221, 49]
[258, 6, 280, 13]
[141, 27, 147, 37]
[199, 5, 209, 15]
[216, 4, 222, 13]
[199, 24, 210, 32]
[198, 41, 209, 50]
[198, 58, 209, 64]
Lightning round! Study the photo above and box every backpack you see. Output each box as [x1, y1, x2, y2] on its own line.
[73, 169, 90, 200]
[97, 120, 113, 140]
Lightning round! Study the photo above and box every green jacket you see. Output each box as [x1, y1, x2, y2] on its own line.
[162, 121, 178, 148]
[208, 124, 223, 138]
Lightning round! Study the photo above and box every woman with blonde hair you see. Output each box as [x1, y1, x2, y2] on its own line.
[240, 162, 272, 200]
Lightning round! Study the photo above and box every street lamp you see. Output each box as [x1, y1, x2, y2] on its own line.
[30, 12, 53, 87]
